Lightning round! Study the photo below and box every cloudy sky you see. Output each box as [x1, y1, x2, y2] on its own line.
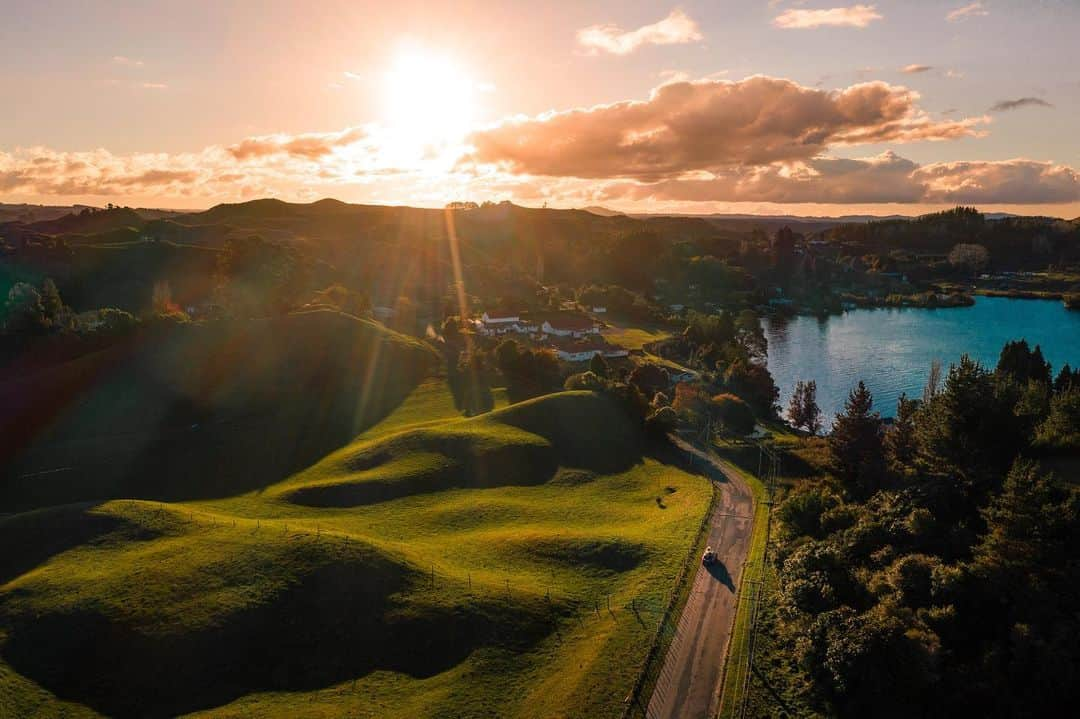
[2, 0, 1078, 216]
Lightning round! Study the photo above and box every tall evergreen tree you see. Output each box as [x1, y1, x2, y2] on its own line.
[916, 355, 1022, 486]
[1054, 363, 1080, 394]
[885, 393, 919, 471]
[828, 381, 885, 498]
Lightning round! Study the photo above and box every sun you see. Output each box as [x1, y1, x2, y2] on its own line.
[381, 45, 479, 148]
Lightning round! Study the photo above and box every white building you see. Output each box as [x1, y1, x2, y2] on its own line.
[474, 312, 538, 337]
[549, 337, 629, 362]
[540, 313, 599, 338]
[481, 311, 519, 324]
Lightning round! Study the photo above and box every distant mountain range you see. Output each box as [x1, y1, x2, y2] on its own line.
[581, 205, 1029, 223]
[1, 200, 1056, 230]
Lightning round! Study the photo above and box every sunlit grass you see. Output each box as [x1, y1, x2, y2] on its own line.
[0, 382, 711, 719]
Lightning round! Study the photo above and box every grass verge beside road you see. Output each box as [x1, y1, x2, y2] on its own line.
[713, 452, 771, 719]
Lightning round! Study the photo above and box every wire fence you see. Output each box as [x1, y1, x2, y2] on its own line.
[46, 498, 692, 641]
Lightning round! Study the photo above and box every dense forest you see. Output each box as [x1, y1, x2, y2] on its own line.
[768, 340, 1080, 717]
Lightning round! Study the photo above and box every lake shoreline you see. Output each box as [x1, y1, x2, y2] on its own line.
[764, 295, 1080, 429]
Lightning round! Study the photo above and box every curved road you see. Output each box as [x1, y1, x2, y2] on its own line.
[646, 441, 755, 719]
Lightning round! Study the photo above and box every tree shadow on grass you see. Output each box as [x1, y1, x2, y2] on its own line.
[0, 316, 435, 512]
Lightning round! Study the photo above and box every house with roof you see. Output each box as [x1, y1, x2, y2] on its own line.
[473, 311, 538, 337]
[539, 312, 599, 338]
[548, 336, 628, 362]
[481, 311, 519, 324]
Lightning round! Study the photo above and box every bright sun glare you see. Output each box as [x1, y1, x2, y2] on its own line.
[381, 46, 478, 148]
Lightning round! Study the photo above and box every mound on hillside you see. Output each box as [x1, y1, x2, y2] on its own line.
[0, 310, 439, 511]
[24, 207, 145, 236]
[506, 535, 650, 576]
[0, 505, 552, 718]
[0, 502, 164, 585]
[279, 391, 645, 507]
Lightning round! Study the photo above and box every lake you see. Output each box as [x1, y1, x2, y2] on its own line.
[763, 296, 1080, 428]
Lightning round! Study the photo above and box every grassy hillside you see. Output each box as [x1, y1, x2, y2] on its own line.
[0, 382, 712, 718]
[0, 310, 438, 511]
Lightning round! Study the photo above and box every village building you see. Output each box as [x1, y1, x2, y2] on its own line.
[540, 313, 599, 338]
[473, 311, 538, 337]
[547, 335, 629, 362]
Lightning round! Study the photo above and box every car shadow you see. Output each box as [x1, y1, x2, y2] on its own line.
[704, 559, 736, 593]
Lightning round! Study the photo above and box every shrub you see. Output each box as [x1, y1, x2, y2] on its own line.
[564, 371, 606, 392]
[777, 487, 840, 540]
[711, 393, 756, 435]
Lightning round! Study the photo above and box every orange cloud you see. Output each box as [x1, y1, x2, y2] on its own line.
[773, 4, 882, 29]
[467, 76, 985, 180]
[227, 127, 367, 160]
[591, 154, 1080, 205]
[0, 127, 377, 200]
[577, 9, 702, 55]
[916, 159, 1080, 203]
[601, 152, 923, 204]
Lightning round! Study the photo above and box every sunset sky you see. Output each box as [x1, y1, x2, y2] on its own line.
[2, 1, 1079, 216]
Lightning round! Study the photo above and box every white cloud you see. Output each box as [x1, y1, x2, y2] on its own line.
[577, 9, 703, 55]
[773, 4, 882, 29]
[901, 64, 933, 74]
[112, 55, 144, 67]
[946, 2, 989, 22]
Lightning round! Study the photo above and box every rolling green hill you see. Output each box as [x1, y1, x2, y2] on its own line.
[0, 310, 439, 511]
[0, 375, 712, 718]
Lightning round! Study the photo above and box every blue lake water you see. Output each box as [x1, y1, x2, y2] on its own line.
[763, 296, 1080, 427]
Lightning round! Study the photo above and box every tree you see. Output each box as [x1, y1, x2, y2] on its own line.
[95, 308, 138, 335]
[1034, 387, 1080, 451]
[885, 393, 919, 471]
[735, 309, 767, 362]
[3, 282, 49, 335]
[828, 381, 885, 498]
[776, 487, 840, 540]
[711, 393, 756, 436]
[672, 383, 710, 427]
[645, 405, 679, 437]
[564, 371, 606, 391]
[40, 278, 64, 323]
[916, 355, 1023, 485]
[977, 460, 1073, 572]
[948, 243, 989, 275]
[996, 339, 1051, 386]
[454, 350, 494, 415]
[685, 311, 735, 348]
[789, 380, 822, 435]
[629, 363, 669, 397]
[723, 359, 779, 417]
[589, 352, 609, 378]
[923, 358, 943, 403]
[494, 338, 561, 403]
[1053, 363, 1080, 394]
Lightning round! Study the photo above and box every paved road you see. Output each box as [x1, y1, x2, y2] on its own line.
[646, 441, 755, 719]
